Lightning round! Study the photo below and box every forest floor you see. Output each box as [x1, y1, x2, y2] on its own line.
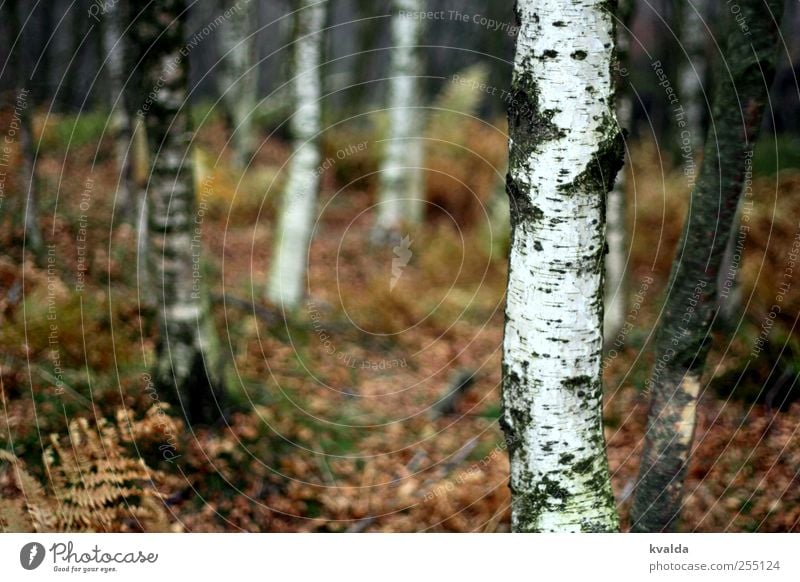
[1, 111, 800, 532]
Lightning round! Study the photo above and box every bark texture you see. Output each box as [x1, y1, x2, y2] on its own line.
[218, 0, 258, 169]
[500, 0, 623, 532]
[267, 0, 326, 308]
[374, 0, 425, 239]
[715, 201, 744, 326]
[631, 0, 784, 532]
[135, 0, 227, 423]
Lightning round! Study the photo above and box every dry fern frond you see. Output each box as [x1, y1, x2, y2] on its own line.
[0, 409, 175, 532]
[0, 449, 55, 532]
[45, 416, 169, 532]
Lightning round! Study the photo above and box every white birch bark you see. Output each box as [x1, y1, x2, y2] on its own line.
[373, 0, 425, 240]
[267, 0, 326, 308]
[218, 0, 258, 169]
[501, 0, 622, 532]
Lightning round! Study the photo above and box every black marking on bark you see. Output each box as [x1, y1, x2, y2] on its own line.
[563, 375, 592, 391]
[572, 457, 594, 475]
[505, 173, 539, 226]
[558, 117, 624, 198]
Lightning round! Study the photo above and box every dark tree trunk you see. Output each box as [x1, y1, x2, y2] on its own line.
[61, 0, 90, 112]
[605, 0, 637, 344]
[121, 0, 155, 307]
[103, 0, 135, 224]
[7, 0, 44, 262]
[631, 0, 785, 532]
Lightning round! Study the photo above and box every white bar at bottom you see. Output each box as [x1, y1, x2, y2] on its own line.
[1, 533, 797, 581]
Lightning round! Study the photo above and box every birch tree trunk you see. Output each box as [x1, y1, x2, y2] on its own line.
[373, 0, 425, 240]
[104, 0, 135, 224]
[604, 0, 636, 344]
[631, 0, 784, 532]
[267, 0, 326, 309]
[218, 0, 258, 170]
[500, 0, 623, 532]
[676, 0, 707, 151]
[135, 0, 227, 423]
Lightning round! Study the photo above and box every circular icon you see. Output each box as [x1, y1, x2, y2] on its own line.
[19, 542, 46, 570]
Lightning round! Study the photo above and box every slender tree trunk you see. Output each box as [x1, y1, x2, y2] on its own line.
[8, 0, 44, 262]
[123, 1, 154, 308]
[218, 0, 258, 169]
[500, 0, 623, 533]
[103, 0, 135, 223]
[20, 97, 44, 262]
[631, 0, 784, 532]
[373, 0, 425, 240]
[133, 117, 155, 310]
[37, 1, 53, 107]
[604, 0, 636, 344]
[267, 0, 326, 309]
[350, 0, 386, 109]
[134, 0, 227, 423]
[676, 0, 707, 151]
[61, 0, 89, 112]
